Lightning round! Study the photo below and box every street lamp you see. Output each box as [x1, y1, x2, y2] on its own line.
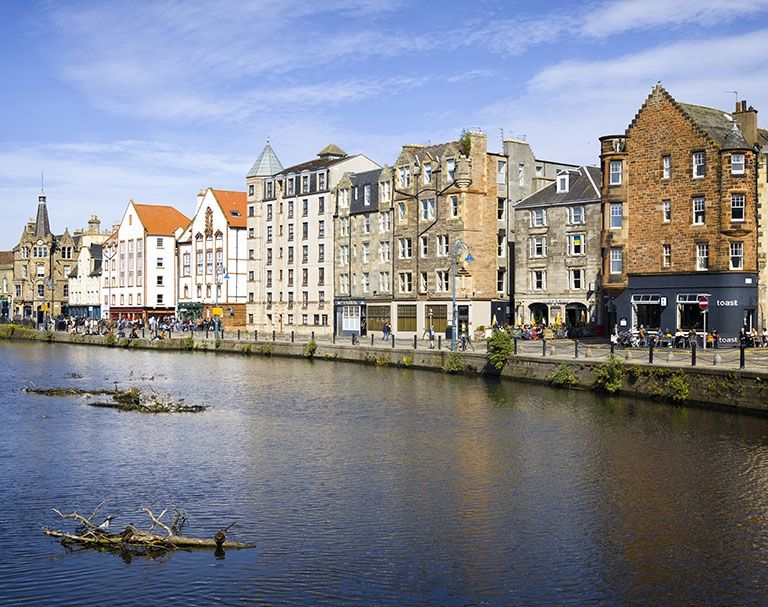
[451, 239, 474, 351]
[214, 262, 229, 338]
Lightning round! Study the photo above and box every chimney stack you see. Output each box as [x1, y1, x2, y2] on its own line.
[733, 99, 758, 146]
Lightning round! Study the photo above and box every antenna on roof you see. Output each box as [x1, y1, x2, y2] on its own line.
[266, 136, 271, 145]
[41, 170, 44, 193]
[724, 91, 738, 105]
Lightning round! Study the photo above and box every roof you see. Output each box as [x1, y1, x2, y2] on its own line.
[211, 189, 247, 228]
[247, 143, 284, 178]
[0, 250, 14, 265]
[348, 169, 383, 215]
[318, 143, 347, 158]
[677, 102, 751, 149]
[279, 153, 353, 176]
[515, 166, 601, 210]
[132, 203, 190, 235]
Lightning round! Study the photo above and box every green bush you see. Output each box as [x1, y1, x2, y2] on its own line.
[105, 333, 116, 346]
[443, 352, 465, 374]
[487, 331, 514, 370]
[257, 344, 272, 356]
[303, 339, 317, 358]
[548, 363, 577, 387]
[117, 338, 131, 348]
[214, 338, 222, 349]
[397, 355, 410, 367]
[239, 343, 252, 354]
[183, 336, 195, 350]
[593, 355, 624, 393]
[459, 129, 472, 156]
[668, 371, 689, 402]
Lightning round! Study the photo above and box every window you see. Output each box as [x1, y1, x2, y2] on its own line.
[318, 243, 325, 262]
[397, 202, 406, 222]
[529, 236, 547, 258]
[266, 225, 273, 242]
[497, 198, 505, 220]
[662, 155, 671, 179]
[379, 181, 390, 201]
[266, 270, 272, 287]
[693, 197, 705, 224]
[318, 268, 325, 286]
[494, 160, 506, 184]
[361, 242, 370, 263]
[339, 217, 349, 236]
[569, 206, 585, 224]
[398, 238, 412, 259]
[419, 271, 428, 293]
[398, 166, 411, 188]
[379, 211, 392, 233]
[531, 209, 546, 227]
[731, 193, 745, 222]
[339, 245, 349, 265]
[730, 241, 744, 269]
[302, 199, 309, 216]
[557, 174, 568, 193]
[436, 234, 449, 257]
[266, 204, 273, 221]
[287, 178, 295, 196]
[609, 248, 623, 274]
[287, 269, 294, 286]
[379, 241, 390, 262]
[662, 244, 671, 268]
[302, 222, 308, 240]
[157, 237, 164, 248]
[301, 175, 309, 193]
[398, 272, 412, 293]
[302, 268, 308, 286]
[497, 269, 506, 292]
[156, 274, 164, 286]
[157, 294, 164, 305]
[435, 270, 449, 292]
[318, 173, 326, 190]
[731, 153, 745, 175]
[318, 196, 325, 214]
[265, 181, 273, 198]
[531, 270, 546, 290]
[420, 236, 428, 258]
[663, 200, 671, 222]
[318, 220, 325, 238]
[379, 271, 390, 292]
[248, 184, 254, 197]
[450, 196, 459, 218]
[696, 243, 708, 270]
[568, 233, 585, 256]
[364, 184, 371, 205]
[609, 160, 622, 185]
[497, 233, 505, 257]
[37, 284, 45, 297]
[302, 245, 308, 263]
[692, 151, 705, 178]
[518, 163, 525, 186]
[340, 273, 349, 293]
[423, 163, 432, 184]
[287, 201, 294, 219]
[610, 203, 623, 228]
[446, 158, 456, 181]
[569, 269, 584, 290]
[421, 198, 435, 220]
[156, 257, 164, 268]
[397, 304, 417, 332]
[362, 273, 371, 293]
[362, 215, 370, 234]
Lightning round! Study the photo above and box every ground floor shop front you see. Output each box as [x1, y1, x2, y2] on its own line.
[611, 272, 758, 346]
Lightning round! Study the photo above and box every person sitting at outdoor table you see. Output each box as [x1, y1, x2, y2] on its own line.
[687, 327, 698, 349]
[637, 325, 647, 347]
[762, 327, 768, 347]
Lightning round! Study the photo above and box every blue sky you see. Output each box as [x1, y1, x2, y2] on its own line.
[2, 0, 768, 247]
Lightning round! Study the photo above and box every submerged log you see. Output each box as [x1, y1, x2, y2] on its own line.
[42, 527, 254, 549]
[23, 385, 206, 413]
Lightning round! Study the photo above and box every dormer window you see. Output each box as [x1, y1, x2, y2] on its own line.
[557, 174, 569, 193]
[423, 163, 432, 184]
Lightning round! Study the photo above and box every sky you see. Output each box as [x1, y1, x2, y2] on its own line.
[2, 0, 768, 248]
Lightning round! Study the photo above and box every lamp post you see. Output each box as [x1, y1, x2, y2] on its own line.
[451, 239, 473, 351]
[214, 262, 229, 339]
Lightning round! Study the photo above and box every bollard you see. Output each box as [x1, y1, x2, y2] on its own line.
[206, 328, 209, 339]
[514, 337, 518, 355]
[649, 341, 654, 364]
[542, 338, 546, 357]
[391, 334, 395, 348]
[291, 330, 295, 343]
[272, 330, 276, 342]
[332, 332, 336, 344]
[142, 328, 145, 338]
[714, 353, 721, 366]
[666, 350, 674, 362]
[371, 334, 374, 346]
[413, 335, 417, 349]
[311, 331, 315, 341]
[574, 339, 579, 359]
[438, 335, 442, 350]
[169, 328, 172, 339]
[237, 329, 240, 340]
[255, 330, 258, 341]
[740, 343, 746, 369]
[691, 341, 696, 366]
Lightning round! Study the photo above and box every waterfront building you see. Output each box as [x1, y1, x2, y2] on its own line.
[600, 85, 768, 342]
[103, 201, 190, 321]
[373, 131, 500, 339]
[500, 139, 578, 325]
[12, 190, 79, 324]
[0, 250, 13, 319]
[177, 188, 248, 326]
[247, 143, 379, 335]
[513, 166, 602, 330]
[67, 216, 111, 319]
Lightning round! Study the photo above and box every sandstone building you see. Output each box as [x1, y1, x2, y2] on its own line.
[600, 85, 768, 341]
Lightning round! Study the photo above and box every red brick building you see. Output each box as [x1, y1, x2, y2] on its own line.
[600, 85, 768, 342]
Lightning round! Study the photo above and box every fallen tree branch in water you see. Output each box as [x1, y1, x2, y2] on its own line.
[23, 385, 206, 413]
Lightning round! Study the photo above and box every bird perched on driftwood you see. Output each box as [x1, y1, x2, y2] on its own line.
[98, 515, 115, 530]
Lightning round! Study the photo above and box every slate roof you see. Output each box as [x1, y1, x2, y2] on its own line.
[89, 244, 103, 277]
[133, 203, 191, 235]
[247, 143, 284, 178]
[211, 189, 247, 228]
[348, 169, 383, 215]
[677, 102, 751, 149]
[515, 166, 601, 210]
[279, 154, 349, 176]
[34, 193, 51, 238]
[318, 143, 347, 158]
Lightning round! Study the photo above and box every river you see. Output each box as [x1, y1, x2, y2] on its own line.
[1, 341, 768, 606]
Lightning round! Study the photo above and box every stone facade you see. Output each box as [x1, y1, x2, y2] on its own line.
[602, 85, 767, 338]
[67, 216, 111, 318]
[0, 250, 13, 319]
[514, 166, 602, 330]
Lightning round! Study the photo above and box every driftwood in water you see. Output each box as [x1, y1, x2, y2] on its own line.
[44, 504, 253, 554]
[23, 385, 206, 413]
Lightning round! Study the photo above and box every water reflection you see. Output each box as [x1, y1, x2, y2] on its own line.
[1, 341, 768, 606]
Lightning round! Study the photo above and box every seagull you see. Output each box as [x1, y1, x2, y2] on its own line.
[98, 515, 115, 530]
